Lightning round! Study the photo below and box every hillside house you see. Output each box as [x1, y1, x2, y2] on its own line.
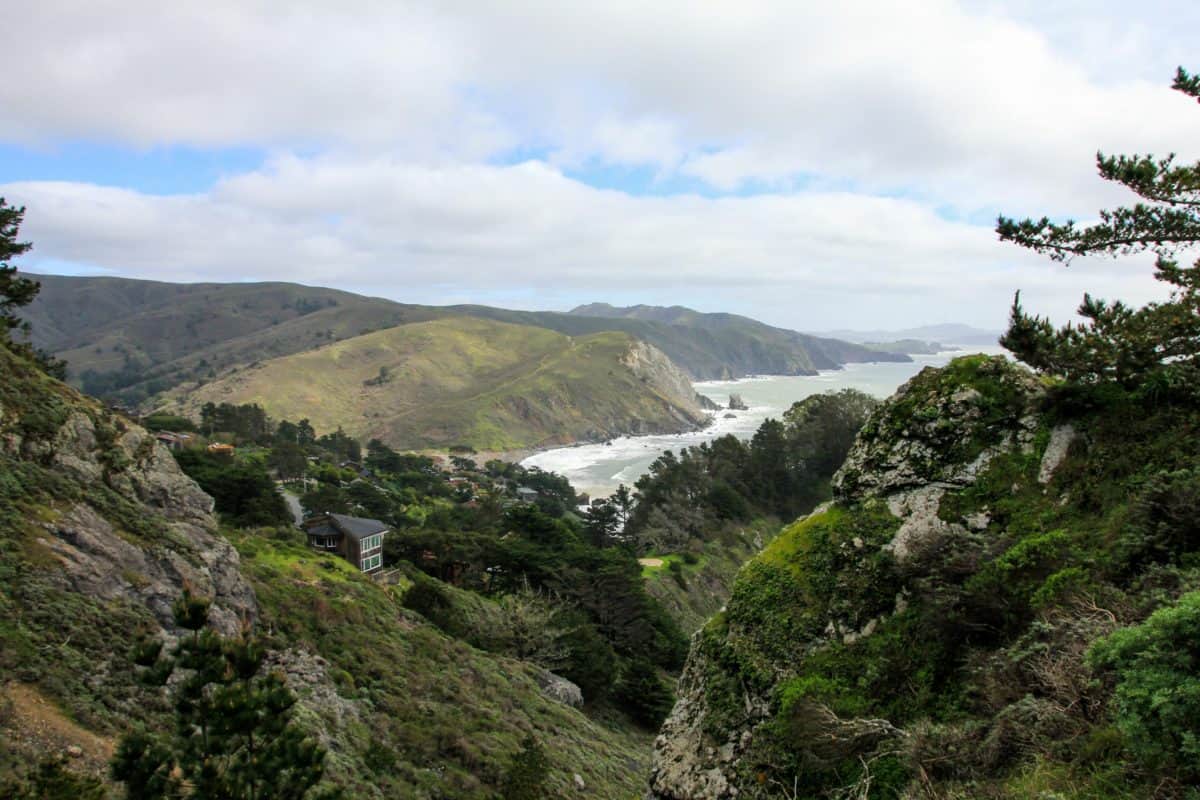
[516, 487, 539, 503]
[155, 432, 193, 451]
[303, 513, 387, 573]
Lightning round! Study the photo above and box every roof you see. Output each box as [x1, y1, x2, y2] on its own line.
[328, 513, 388, 540]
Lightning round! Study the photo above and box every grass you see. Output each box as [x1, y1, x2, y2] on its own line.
[164, 316, 705, 451]
[230, 530, 655, 799]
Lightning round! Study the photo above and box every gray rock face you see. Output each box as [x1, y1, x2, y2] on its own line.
[264, 649, 364, 755]
[533, 668, 584, 708]
[833, 357, 1043, 502]
[1038, 424, 1077, 485]
[620, 340, 710, 429]
[648, 633, 766, 800]
[2, 394, 257, 638]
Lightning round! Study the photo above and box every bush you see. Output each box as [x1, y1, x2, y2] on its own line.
[614, 658, 675, 729]
[1088, 591, 1200, 779]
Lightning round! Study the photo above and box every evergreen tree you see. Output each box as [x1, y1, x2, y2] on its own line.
[499, 736, 549, 800]
[614, 658, 675, 728]
[0, 199, 36, 341]
[583, 499, 620, 547]
[112, 590, 330, 799]
[0, 199, 66, 377]
[996, 67, 1200, 387]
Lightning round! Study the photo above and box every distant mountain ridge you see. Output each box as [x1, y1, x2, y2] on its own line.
[820, 323, 1001, 346]
[564, 302, 911, 379]
[20, 275, 911, 402]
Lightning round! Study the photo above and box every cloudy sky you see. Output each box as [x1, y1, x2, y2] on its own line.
[2, 1, 1198, 331]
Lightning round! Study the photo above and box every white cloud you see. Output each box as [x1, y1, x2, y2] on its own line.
[3, 158, 1179, 330]
[1, 1, 1195, 329]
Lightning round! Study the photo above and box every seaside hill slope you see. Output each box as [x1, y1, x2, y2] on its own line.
[0, 341, 657, 798]
[565, 302, 910, 379]
[20, 275, 912, 402]
[165, 316, 709, 451]
[650, 354, 1200, 799]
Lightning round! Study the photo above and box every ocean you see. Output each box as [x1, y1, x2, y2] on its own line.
[521, 346, 1006, 498]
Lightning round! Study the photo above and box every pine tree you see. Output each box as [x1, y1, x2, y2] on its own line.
[0, 199, 65, 377]
[112, 590, 330, 799]
[499, 736, 549, 800]
[996, 67, 1200, 387]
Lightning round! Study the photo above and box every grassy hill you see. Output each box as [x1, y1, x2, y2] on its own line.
[20, 274, 443, 403]
[566, 302, 911, 378]
[21, 276, 909, 403]
[165, 316, 708, 451]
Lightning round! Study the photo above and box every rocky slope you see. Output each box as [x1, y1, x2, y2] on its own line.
[648, 354, 1200, 798]
[0, 344, 658, 796]
[0, 342, 258, 777]
[165, 316, 709, 451]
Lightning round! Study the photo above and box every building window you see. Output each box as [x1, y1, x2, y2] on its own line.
[361, 533, 383, 554]
[360, 553, 382, 572]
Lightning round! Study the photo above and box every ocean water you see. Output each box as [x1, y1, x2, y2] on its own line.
[522, 346, 1006, 498]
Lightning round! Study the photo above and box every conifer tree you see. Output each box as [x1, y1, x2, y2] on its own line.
[112, 590, 330, 799]
[499, 736, 549, 800]
[0, 199, 67, 377]
[996, 68, 1200, 387]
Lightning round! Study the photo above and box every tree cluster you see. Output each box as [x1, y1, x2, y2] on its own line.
[624, 389, 879, 554]
[112, 591, 329, 799]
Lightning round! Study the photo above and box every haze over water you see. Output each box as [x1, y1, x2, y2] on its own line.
[523, 347, 1005, 498]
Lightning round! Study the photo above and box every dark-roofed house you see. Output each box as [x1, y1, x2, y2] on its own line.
[303, 513, 387, 573]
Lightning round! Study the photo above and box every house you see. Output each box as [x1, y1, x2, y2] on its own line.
[207, 442, 235, 455]
[516, 487, 539, 503]
[154, 432, 193, 451]
[303, 513, 387, 573]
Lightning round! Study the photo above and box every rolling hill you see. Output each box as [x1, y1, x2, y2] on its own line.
[565, 302, 911, 378]
[19, 274, 443, 402]
[20, 276, 911, 403]
[162, 316, 710, 451]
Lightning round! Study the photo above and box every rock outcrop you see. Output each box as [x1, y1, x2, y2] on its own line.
[0, 346, 257, 638]
[648, 356, 1053, 798]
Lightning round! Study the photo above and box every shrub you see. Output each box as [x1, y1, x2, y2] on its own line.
[1088, 590, 1200, 779]
[614, 658, 675, 729]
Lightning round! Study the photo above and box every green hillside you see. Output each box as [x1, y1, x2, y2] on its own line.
[21, 276, 909, 404]
[165, 316, 708, 451]
[565, 302, 911, 378]
[0, 342, 657, 798]
[20, 274, 443, 403]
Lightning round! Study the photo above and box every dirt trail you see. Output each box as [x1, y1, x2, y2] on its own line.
[1, 682, 115, 777]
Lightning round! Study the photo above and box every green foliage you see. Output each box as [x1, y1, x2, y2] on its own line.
[614, 659, 675, 729]
[997, 67, 1200, 387]
[174, 449, 291, 527]
[112, 590, 329, 799]
[231, 531, 654, 797]
[0, 757, 108, 800]
[140, 412, 197, 433]
[628, 389, 878, 552]
[1088, 591, 1200, 779]
[498, 736, 548, 800]
[0, 198, 37, 342]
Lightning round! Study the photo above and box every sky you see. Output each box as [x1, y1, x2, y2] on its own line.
[2, 1, 1198, 332]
